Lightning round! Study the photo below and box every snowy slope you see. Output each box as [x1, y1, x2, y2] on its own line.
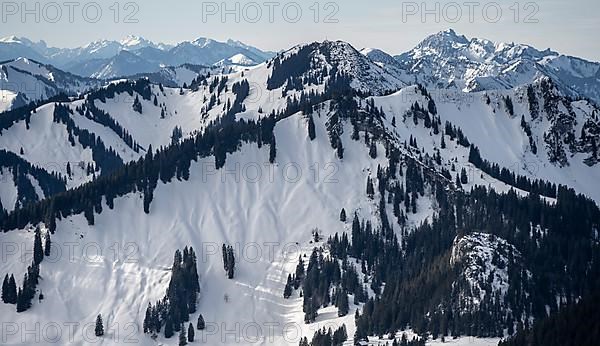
[0, 38, 598, 346]
[0, 58, 102, 111]
[371, 83, 600, 203]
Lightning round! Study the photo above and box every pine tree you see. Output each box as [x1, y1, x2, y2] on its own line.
[369, 142, 377, 159]
[179, 324, 187, 345]
[188, 322, 194, 342]
[197, 314, 205, 330]
[366, 177, 375, 199]
[222, 244, 228, 272]
[227, 246, 235, 279]
[16, 287, 26, 312]
[5, 274, 17, 304]
[165, 317, 174, 338]
[44, 232, 51, 256]
[340, 208, 347, 222]
[269, 136, 277, 163]
[33, 228, 44, 265]
[143, 302, 152, 333]
[1, 274, 9, 303]
[337, 290, 349, 317]
[308, 115, 316, 140]
[460, 168, 468, 184]
[284, 274, 293, 298]
[95, 314, 104, 336]
[336, 138, 344, 159]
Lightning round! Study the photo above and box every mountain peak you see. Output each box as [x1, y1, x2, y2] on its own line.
[0, 35, 21, 43]
[119, 35, 147, 47]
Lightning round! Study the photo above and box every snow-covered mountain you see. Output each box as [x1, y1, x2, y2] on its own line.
[0, 58, 103, 111]
[0, 37, 599, 346]
[0, 35, 275, 79]
[390, 29, 600, 105]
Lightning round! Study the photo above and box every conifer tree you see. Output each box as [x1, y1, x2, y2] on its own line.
[366, 177, 375, 199]
[369, 142, 377, 159]
[269, 136, 277, 163]
[179, 324, 187, 345]
[188, 322, 194, 342]
[336, 138, 344, 159]
[339, 208, 346, 222]
[165, 317, 174, 338]
[5, 274, 17, 304]
[197, 314, 205, 330]
[337, 290, 349, 317]
[308, 115, 316, 140]
[16, 287, 27, 312]
[33, 229, 44, 265]
[1, 274, 9, 303]
[44, 232, 51, 256]
[95, 314, 104, 336]
[284, 274, 293, 298]
[143, 302, 152, 333]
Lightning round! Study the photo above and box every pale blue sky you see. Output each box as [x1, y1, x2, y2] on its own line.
[2, 0, 599, 60]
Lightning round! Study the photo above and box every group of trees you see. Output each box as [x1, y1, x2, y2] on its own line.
[2, 228, 50, 312]
[143, 247, 200, 338]
[498, 291, 600, 346]
[287, 245, 366, 324]
[222, 244, 236, 279]
[0, 150, 66, 212]
[328, 174, 600, 340]
[75, 100, 141, 152]
[53, 104, 123, 175]
[298, 325, 348, 346]
[468, 144, 557, 197]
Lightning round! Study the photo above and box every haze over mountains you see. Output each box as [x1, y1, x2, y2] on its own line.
[0, 29, 599, 345]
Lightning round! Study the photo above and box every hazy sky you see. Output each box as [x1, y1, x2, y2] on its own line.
[2, 0, 599, 60]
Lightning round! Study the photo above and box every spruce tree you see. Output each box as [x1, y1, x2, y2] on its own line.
[369, 142, 377, 159]
[308, 115, 316, 140]
[33, 229, 44, 265]
[336, 138, 344, 159]
[337, 290, 349, 317]
[227, 247, 235, 279]
[188, 322, 194, 342]
[1, 274, 9, 303]
[197, 314, 205, 330]
[269, 137, 276, 163]
[179, 324, 187, 345]
[339, 208, 346, 222]
[284, 274, 293, 298]
[16, 287, 26, 312]
[44, 232, 51, 256]
[95, 314, 104, 336]
[6, 274, 17, 304]
[143, 303, 152, 333]
[165, 317, 174, 338]
[366, 177, 375, 199]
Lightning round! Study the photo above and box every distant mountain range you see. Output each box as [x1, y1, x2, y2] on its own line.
[0, 35, 276, 79]
[364, 29, 600, 105]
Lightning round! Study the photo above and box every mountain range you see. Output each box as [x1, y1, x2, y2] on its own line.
[0, 30, 599, 345]
[0, 35, 276, 79]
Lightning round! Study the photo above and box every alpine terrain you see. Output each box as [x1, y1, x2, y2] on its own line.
[0, 30, 599, 346]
